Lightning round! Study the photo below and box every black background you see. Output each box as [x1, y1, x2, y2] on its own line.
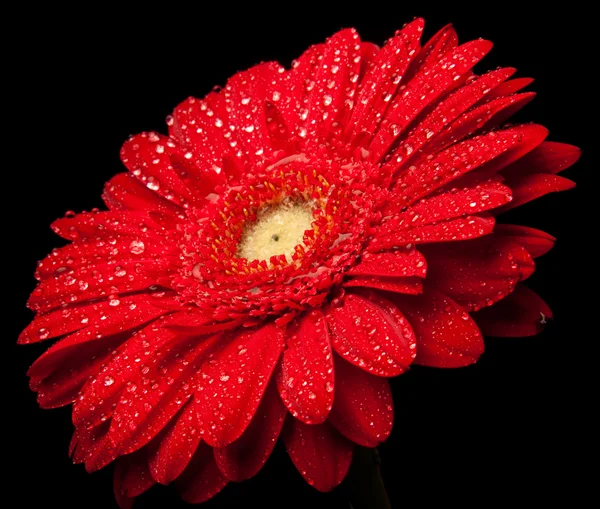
[7, 4, 590, 509]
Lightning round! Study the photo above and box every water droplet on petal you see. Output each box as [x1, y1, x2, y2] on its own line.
[129, 240, 145, 254]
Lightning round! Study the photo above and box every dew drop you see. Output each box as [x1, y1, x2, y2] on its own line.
[129, 240, 145, 255]
[147, 179, 160, 191]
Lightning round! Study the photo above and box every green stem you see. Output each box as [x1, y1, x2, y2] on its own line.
[347, 447, 392, 509]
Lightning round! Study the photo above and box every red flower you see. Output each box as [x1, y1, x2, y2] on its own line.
[20, 20, 578, 507]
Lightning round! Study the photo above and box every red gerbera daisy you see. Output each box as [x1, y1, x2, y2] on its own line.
[20, 19, 579, 507]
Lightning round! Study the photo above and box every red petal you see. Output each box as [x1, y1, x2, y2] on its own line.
[382, 178, 512, 227]
[494, 224, 556, 258]
[113, 448, 155, 509]
[498, 173, 575, 212]
[70, 421, 119, 473]
[501, 141, 581, 179]
[404, 214, 496, 244]
[348, 249, 427, 278]
[148, 399, 202, 485]
[370, 214, 495, 250]
[169, 92, 231, 180]
[473, 284, 552, 337]
[276, 310, 334, 424]
[477, 92, 536, 132]
[348, 19, 424, 143]
[108, 334, 220, 455]
[390, 289, 484, 368]
[282, 43, 324, 136]
[170, 151, 228, 199]
[165, 317, 244, 336]
[120, 132, 197, 206]
[32, 330, 127, 409]
[223, 62, 284, 169]
[27, 257, 172, 312]
[103, 173, 181, 214]
[464, 125, 549, 182]
[343, 276, 423, 295]
[214, 380, 286, 481]
[51, 211, 161, 241]
[300, 29, 362, 145]
[70, 421, 107, 462]
[27, 296, 169, 376]
[113, 483, 133, 509]
[370, 39, 493, 161]
[51, 210, 163, 241]
[404, 23, 458, 82]
[73, 319, 181, 428]
[34, 234, 174, 282]
[326, 290, 416, 376]
[385, 68, 516, 173]
[264, 99, 293, 152]
[176, 443, 228, 504]
[29, 299, 168, 409]
[391, 125, 547, 205]
[283, 418, 353, 492]
[19, 308, 85, 344]
[425, 93, 536, 155]
[359, 42, 380, 79]
[422, 235, 535, 311]
[329, 356, 393, 447]
[87, 441, 119, 474]
[484, 77, 534, 100]
[195, 323, 285, 447]
[20, 294, 168, 344]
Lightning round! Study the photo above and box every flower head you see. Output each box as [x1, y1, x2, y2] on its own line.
[20, 19, 578, 507]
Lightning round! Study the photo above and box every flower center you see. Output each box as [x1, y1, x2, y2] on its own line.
[236, 201, 314, 262]
[175, 155, 381, 321]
